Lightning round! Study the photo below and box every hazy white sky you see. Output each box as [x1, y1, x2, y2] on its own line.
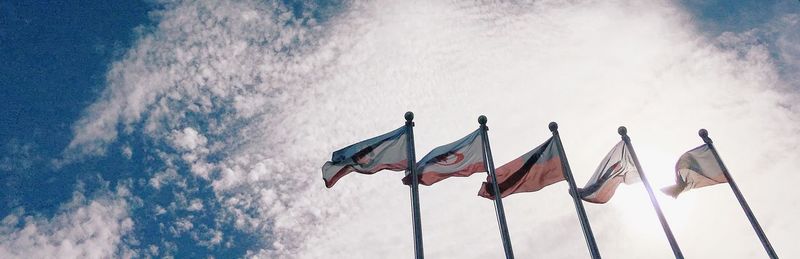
[6, 0, 798, 258]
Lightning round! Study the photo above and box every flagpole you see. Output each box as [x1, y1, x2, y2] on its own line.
[618, 126, 684, 259]
[479, 115, 515, 259]
[405, 112, 425, 259]
[549, 122, 601, 259]
[699, 129, 778, 259]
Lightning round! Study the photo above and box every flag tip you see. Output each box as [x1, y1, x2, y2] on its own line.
[405, 111, 414, 121]
[548, 122, 558, 132]
[478, 115, 487, 125]
[698, 129, 712, 144]
[618, 126, 627, 136]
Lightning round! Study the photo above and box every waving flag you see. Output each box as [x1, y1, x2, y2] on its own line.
[322, 126, 408, 188]
[578, 141, 640, 203]
[405, 129, 485, 186]
[662, 144, 727, 197]
[478, 137, 564, 199]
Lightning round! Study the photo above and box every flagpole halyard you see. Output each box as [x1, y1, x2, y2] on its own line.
[619, 126, 684, 259]
[549, 122, 602, 259]
[405, 112, 425, 259]
[480, 115, 515, 259]
[699, 129, 778, 259]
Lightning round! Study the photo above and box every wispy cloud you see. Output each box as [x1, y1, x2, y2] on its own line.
[0, 140, 40, 172]
[64, 0, 799, 258]
[0, 187, 133, 259]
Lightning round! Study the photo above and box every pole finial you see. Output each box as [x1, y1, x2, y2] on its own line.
[698, 129, 708, 138]
[699, 129, 712, 144]
[478, 115, 488, 125]
[405, 111, 414, 121]
[548, 122, 558, 132]
[618, 126, 628, 136]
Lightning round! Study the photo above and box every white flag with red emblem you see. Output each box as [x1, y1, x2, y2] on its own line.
[404, 129, 486, 186]
[322, 126, 408, 188]
[577, 141, 640, 203]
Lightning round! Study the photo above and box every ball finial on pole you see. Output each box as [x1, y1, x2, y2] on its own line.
[699, 129, 712, 144]
[618, 126, 628, 136]
[405, 111, 414, 122]
[548, 122, 558, 132]
[478, 115, 488, 125]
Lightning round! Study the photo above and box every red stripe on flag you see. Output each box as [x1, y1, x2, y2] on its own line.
[581, 177, 624, 204]
[324, 160, 408, 188]
[403, 162, 486, 186]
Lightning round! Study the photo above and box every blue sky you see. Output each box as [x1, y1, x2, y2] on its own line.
[1, 1, 250, 257]
[1, 0, 799, 258]
[1, 1, 149, 207]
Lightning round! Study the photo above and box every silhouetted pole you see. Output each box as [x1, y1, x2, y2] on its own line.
[618, 126, 683, 259]
[549, 122, 601, 259]
[405, 112, 425, 259]
[479, 115, 515, 259]
[699, 129, 778, 259]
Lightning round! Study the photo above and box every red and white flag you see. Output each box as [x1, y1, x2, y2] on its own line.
[662, 144, 727, 198]
[322, 127, 408, 188]
[404, 129, 485, 185]
[478, 137, 564, 199]
[578, 141, 640, 203]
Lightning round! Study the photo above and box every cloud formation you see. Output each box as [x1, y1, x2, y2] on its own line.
[0, 188, 133, 259]
[66, 0, 799, 258]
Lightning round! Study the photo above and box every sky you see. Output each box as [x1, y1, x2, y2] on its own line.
[0, 0, 799, 258]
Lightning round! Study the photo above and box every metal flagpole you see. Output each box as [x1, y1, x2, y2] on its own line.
[699, 129, 778, 259]
[618, 126, 684, 259]
[549, 122, 601, 259]
[405, 112, 425, 259]
[479, 115, 515, 259]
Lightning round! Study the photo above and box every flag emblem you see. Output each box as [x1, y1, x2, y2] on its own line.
[434, 152, 465, 166]
[405, 129, 485, 185]
[322, 126, 408, 188]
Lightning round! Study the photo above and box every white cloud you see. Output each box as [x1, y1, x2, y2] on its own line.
[771, 13, 800, 84]
[187, 199, 204, 211]
[0, 190, 133, 259]
[121, 145, 133, 159]
[67, 0, 799, 258]
[173, 218, 194, 234]
[0, 140, 40, 172]
[172, 128, 206, 151]
[149, 168, 179, 190]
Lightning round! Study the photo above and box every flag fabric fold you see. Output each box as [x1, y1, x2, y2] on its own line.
[478, 137, 564, 199]
[661, 144, 727, 197]
[577, 141, 640, 204]
[405, 129, 485, 186]
[322, 126, 408, 188]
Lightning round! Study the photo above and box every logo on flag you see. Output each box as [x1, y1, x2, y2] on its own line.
[352, 146, 375, 164]
[405, 129, 486, 186]
[434, 151, 465, 166]
[322, 126, 409, 188]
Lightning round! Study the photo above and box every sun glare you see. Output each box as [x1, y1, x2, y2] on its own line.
[607, 144, 699, 244]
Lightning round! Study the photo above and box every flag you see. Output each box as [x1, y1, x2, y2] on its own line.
[661, 144, 727, 198]
[405, 129, 485, 186]
[577, 141, 640, 204]
[478, 137, 564, 199]
[322, 126, 408, 188]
